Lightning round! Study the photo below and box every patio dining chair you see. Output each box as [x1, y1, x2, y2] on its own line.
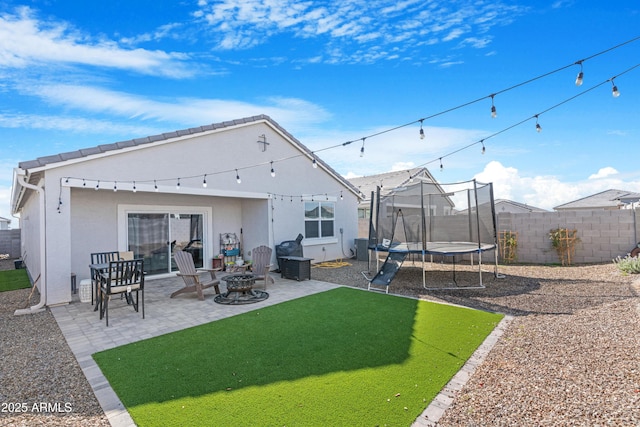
[172, 250, 221, 301]
[90, 251, 120, 306]
[251, 245, 274, 290]
[99, 258, 145, 326]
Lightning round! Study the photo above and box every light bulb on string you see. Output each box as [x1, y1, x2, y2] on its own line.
[312, 157, 318, 168]
[490, 94, 497, 118]
[133, 181, 137, 192]
[203, 175, 207, 188]
[270, 161, 276, 177]
[419, 120, 425, 140]
[340, 191, 343, 201]
[535, 115, 542, 133]
[113, 181, 118, 192]
[176, 178, 181, 190]
[82, 179, 86, 187]
[360, 138, 365, 157]
[481, 140, 486, 154]
[575, 61, 584, 86]
[154, 180, 158, 192]
[236, 169, 241, 184]
[439, 158, 443, 171]
[611, 79, 620, 97]
[95, 180, 100, 191]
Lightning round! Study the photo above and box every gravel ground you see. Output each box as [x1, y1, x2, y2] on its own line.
[1, 257, 639, 426]
[0, 259, 110, 427]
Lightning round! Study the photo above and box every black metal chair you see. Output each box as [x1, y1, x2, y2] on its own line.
[90, 251, 120, 307]
[99, 259, 145, 326]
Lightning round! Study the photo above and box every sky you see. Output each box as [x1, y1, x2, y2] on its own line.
[1, 0, 639, 224]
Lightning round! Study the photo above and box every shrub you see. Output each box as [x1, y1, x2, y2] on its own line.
[613, 254, 640, 274]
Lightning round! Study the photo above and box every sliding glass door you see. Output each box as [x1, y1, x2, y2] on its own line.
[127, 212, 204, 275]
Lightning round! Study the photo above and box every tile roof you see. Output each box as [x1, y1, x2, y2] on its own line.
[554, 189, 640, 210]
[19, 115, 277, 170]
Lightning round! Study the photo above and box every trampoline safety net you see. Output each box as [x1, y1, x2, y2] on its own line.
[366, 178, 500, 289]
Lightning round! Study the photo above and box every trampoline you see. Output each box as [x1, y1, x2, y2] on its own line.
[365, 178, 501, 291]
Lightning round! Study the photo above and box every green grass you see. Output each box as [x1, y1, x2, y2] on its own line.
[0, 268, 31, 292]
[93, 287, 503, 426]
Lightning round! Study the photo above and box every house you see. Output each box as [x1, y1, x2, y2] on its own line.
[0, 216, 10, 230]
[10, 115, 362, 309]
[553, 189, 640, 211]
[494, 199, 547, 214]
[349, 167, 450, 237]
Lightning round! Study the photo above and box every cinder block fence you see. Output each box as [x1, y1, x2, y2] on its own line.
[496, 208, 640, 264]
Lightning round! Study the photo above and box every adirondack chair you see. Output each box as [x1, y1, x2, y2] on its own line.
[251, 245, 274, 290]
[172, 250, 221, 300]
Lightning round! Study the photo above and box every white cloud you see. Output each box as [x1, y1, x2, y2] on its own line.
[195, 0, 527, 63]
[474, 161, 640, 211]
[0, 7, 193, 78]
[10, 83, 332, 134]
[588, 167, 618, 180]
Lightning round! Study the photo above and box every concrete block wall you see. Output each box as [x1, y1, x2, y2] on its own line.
[497, 208, 639, 264]
[0, 229, 21, 259]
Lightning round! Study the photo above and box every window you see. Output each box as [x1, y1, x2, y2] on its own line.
[304, 201, 335, 239]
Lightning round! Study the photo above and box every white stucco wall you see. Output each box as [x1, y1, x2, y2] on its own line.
[18, 119, 359, 305]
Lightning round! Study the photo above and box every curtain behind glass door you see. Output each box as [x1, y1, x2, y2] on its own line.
[127, 213, 170, 275]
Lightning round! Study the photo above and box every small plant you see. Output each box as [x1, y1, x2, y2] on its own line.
[499, 231, 518, 263]
[613, 254, 640, 274]
[549, 228, 580, 265]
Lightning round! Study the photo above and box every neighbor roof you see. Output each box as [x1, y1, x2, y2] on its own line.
[554, 189, 640, 210]
[494, 199, 547, 213]
[348, 167, 435, 200]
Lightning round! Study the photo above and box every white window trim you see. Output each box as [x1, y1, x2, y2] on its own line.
[304, 200, 336, 241]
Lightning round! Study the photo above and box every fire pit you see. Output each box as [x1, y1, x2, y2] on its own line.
[215, 274, 269, 305]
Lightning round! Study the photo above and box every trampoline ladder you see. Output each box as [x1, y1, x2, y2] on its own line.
[363, 252, 407, 294]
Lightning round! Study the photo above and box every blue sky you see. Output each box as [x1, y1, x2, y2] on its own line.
[1, 0, 639, 223]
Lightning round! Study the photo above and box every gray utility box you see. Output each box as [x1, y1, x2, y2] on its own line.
[355, 238, 369, 262]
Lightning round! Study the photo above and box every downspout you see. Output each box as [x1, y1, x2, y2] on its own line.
[14, 171, 47, 315]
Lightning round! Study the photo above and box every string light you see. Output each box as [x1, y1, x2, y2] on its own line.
[154, 180, 158, 192]
[340, 191, 343, 200]
[419, 119, 425, 140]
[176, 178, 181, 190]
[57, 42, 640, 201]
[611, 79, 620, 97]
[133, 181, 137, 192]
[202, 175, 207, 188]
[490, 94, 497, 118]
[575, 61, 584, 86]
[113, 181, 118, 192]
[439, 158, 443, 171]
[82, 179, 86, 187]
[481, 140, 486, 154]
[535, 115, 542, 132]
[270, 161, 276, 177]
[312, 156, 318, 168]
[235, 169, 241, 184]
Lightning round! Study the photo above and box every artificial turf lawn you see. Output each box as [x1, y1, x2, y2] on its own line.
[93, 287, 503, 426]
[0, 268, 31, 292]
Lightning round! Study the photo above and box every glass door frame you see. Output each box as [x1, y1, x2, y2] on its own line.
[117, 204, 213, 277]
